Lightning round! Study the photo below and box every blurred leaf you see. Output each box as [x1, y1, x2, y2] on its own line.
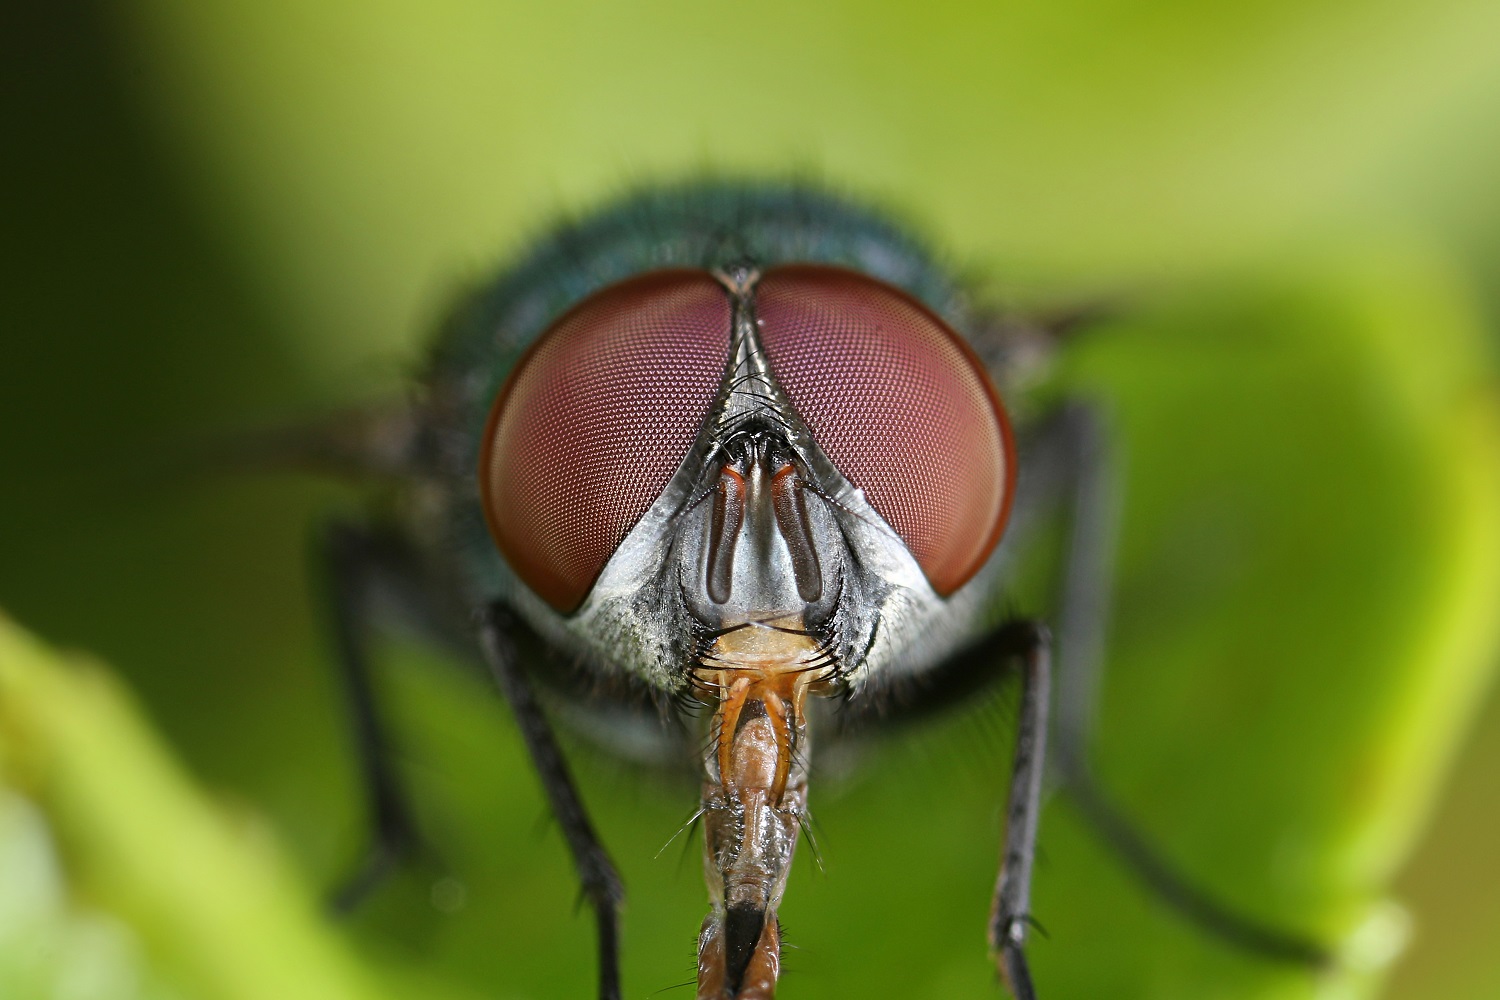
[0, 789, 179, 1000]
[1034, 247, 1500, 998]
[117, 0, 1500, 374]
[0, 613, 397, 1000]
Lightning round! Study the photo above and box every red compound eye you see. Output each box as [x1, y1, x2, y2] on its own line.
[757, 265, 1015, 596]
[480, 270, 731, 612]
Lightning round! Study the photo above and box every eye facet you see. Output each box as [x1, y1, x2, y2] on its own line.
[480, 270, 731, 612]
[756, 265, 1014, 595]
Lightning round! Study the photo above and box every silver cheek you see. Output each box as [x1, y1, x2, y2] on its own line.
[513, 490, 701, 693]
[499, 475, 961, 698]
[815, 484, 951, 689]
[495, 451, 1019, 702]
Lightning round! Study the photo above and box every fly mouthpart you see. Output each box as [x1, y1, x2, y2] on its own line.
[697, 905, 780, 1000]
[694, 616, 827, 1000]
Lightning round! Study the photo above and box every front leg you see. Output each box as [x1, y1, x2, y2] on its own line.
[836, 617, 1052, 1000]
[984, 621, 1053, 1000]
[476, 603, 626, 1000]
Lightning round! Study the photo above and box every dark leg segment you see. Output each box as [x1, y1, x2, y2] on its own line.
[319, 521, 428, 912]
[477, 603, 625, 1000]
[842, 619, 1051, 1000]
[320, 523, 626, 996]
[1048, 400, 1116, 757]
[987, 621, 1051, 1000]
[1055, 757, 1330, 966]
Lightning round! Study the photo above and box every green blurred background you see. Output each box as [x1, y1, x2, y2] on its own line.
[5, 2, 1500, 998]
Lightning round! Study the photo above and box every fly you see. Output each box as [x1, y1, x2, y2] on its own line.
[307, 182, 1331, 999]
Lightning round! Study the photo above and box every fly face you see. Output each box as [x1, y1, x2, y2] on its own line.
[467, 251, 1016, 996]
[468, 258, 1013, 692]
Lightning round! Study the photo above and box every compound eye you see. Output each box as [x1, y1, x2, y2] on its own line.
[756, 265, 1015, 596]
[480, 270, 731, 612]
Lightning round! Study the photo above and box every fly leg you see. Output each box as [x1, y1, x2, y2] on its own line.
[319, 520, 434, 912]
[833, 618, 1052, 1000]
[323, 521, 626, 997]
[1044, 401, 1333, 967]
[987, 621, 1052, 1000]
[477, 602, 626, 1000]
